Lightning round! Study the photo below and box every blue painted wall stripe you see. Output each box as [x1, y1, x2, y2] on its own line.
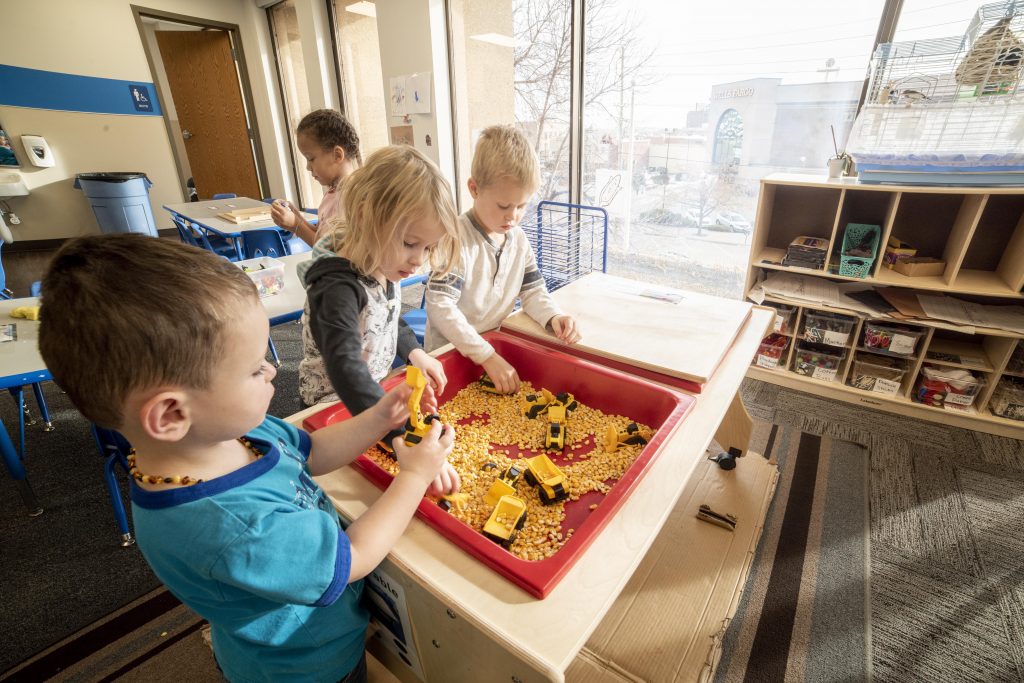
[0, 64, 162, 116]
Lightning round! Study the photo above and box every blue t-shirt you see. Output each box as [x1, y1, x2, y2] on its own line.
[130, 416, 369, 683]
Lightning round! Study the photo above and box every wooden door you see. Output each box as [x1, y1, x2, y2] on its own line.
[155, 30, 261, 200]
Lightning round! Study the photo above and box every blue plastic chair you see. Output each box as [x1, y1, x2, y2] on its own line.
[400, 273, 428, 344]
[92, 425, 135, 546]
[240, 228, 288, 260]
[171, 213, 238, 261]
[212, 193, 237, 200]
[0, 241, 11, 300]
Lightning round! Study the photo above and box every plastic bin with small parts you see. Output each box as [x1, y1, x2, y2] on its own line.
[848, 354, 907, 395]
[990, 377, 1024, 421]
[913, 365, 984, 410]
[861, 322, 924, 356]
[802, 311, 855, 347]
[792, 342, 846, 382]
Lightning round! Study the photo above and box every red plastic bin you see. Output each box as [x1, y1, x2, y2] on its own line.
[303, 330, 695, 598]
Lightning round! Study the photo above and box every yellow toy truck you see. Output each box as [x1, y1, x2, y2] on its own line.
[603, 422, 653, 453]
[484, 461, 525, 507]
[482, 495, 528, 548]
[403, 366, 441, 446]
[545, 404, 567, 450]
[437, 492, 471, 513]
[478, 373, 500, 394]
[523, 454, 569, 505]
[522, 389, 555, 419]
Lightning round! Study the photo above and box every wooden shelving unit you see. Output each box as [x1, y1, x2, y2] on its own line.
[745, 174, 1024, 438]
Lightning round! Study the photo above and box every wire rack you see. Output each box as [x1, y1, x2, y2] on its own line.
[866, 1, 1024, 104]
[522, 201, 608, 292]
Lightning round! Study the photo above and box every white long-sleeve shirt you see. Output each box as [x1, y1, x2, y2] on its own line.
[425, 212, 562, 363]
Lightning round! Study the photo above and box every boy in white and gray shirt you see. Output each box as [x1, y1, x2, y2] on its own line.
[426, 125, 581, 394]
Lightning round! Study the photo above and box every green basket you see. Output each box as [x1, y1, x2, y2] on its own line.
[839, 223, 880, 278]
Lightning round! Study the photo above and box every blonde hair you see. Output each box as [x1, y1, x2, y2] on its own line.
[38, 234, 258, 428]
[471, 124, 541, 192]
[328, 145, 459, 277]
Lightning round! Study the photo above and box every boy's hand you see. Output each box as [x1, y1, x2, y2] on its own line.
[426, 461, 461, 497]
[409, 349, 448, 396]
[373, 383, 413, 432]
[481, 353, 520, 394]
[270, 199, 298, 229]
[551, 315, 582, 344]
[391, 421, 455, 489]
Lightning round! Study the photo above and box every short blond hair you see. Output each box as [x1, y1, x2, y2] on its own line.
[328, 145, 459, 277]
[38, 234, 258, 428]
[471, 124, 540, 192]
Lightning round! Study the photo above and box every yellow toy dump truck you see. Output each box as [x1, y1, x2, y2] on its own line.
[482, 494, 527, 548]
[437, 492, 471, 513]
[603, 422, 653, 453]
[403, 366, 441, 446]
[523, 454, 569, 505]
[545, 404, 567, 450]
[485, 460, 525, 507]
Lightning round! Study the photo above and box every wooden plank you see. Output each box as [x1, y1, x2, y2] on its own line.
[216, 206, 273, 224]
[942, 193, 987, 285]
[502, 273, 752, 385]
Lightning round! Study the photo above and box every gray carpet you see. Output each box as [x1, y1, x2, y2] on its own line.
[730, 378, 1024, 683]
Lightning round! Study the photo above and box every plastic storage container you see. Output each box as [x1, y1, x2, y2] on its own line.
[754, 333, 789, 369]
[302, 330, 695, 598]
[838, 223, 880, 278]
[74, 172, 157, 237]
[989, 377, 1024, 421]
[802, 311, 855, 347]
[861, 322, 924, 356]
[792, 342, 846, 382]
[848, 355, 906, 395]
[235, 256, 285, 297]
[769, 305, 796, 335]
[913, 365, 985, 410]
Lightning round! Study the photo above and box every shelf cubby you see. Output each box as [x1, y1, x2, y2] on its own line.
[746, 174, 1024, 437]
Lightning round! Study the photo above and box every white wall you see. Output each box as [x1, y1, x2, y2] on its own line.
[0, 0, 294, 241]
[374, 0, 456, 189]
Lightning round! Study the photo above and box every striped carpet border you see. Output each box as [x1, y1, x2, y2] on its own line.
[715, 422, 869, 683]
[0, 588, 203, 682]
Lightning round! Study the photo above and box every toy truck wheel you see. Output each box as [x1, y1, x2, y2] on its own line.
[503, 531, 518, 548]
[516, 511, 527, 530]
[438, 499, 452, 512]
[539, 487, 555, 505]
[524, 469, 538, 487]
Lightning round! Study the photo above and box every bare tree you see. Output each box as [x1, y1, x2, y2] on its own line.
[513, 0, 655, 201]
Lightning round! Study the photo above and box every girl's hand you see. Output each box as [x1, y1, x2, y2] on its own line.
[481, 353, 519, 394]
[391, 421, 455, 488]
[409, 349, 448, 396]
[551, 315, 581, 344]
[426, 461, 461, 497]
[373, 383, 412, 432]
[421, 384, 439, 415]
[270, 200, 298, 229]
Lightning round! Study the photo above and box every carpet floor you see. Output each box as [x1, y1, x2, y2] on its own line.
[718, 379, 1024, 683]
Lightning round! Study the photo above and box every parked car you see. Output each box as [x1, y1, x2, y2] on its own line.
[711, 211, 752, 234]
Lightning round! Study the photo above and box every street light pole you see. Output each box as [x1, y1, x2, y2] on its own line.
[623, 81, 636, 251]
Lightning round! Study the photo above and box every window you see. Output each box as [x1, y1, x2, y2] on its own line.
[330, 1, 389, 158]
[268, 0, 318, 207]
[448, 0, 571, 211]
[576, 0, 887, 299]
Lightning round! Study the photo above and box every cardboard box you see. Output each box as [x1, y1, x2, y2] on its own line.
[894, 257, 945, 277]
[883, 236, 918, 269]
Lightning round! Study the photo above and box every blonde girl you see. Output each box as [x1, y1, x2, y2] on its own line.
[299, 145, 461, 492]
[271, 109, 361, 247]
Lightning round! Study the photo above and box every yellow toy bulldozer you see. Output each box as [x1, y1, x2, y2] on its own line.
[403, 366, 441, 445]
[603, 422, 652, 453]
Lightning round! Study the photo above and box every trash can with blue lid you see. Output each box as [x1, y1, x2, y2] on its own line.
[74, 172, 157, 237]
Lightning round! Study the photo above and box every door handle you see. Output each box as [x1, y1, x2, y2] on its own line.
[182, 129, 194, 140]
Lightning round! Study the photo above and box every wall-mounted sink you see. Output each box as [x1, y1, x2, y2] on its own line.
[0, 172, 28, 200]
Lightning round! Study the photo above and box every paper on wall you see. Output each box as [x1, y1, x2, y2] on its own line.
[407, 72, 431, 114]
[389, 77, 407, 116]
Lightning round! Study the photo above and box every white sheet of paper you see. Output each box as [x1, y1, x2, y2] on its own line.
[407, 72, 431, 114]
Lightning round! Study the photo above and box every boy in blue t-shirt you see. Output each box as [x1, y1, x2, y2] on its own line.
[37, 234, 455, 683]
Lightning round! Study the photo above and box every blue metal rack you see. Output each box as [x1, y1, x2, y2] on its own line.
[521, 201, 608, 292]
